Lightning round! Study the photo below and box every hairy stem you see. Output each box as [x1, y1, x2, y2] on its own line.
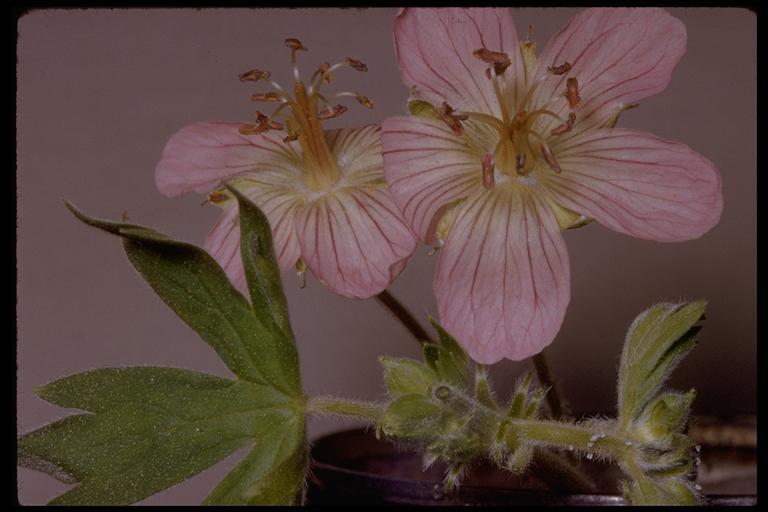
[375, 289, 434, 345]
[532, 350, 568, 418]
[306, 396, 383, 421]
[514, 419, 631, 460]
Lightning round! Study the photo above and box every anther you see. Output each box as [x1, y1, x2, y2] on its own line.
[250, 92, 283, 102]
[345, 57, 368, 72]
[551, 112, 576, 136]
[481, 154, 495, 190]
[239, 123, 269, 136]
[540, 143, 561, 173]
[318, 104, 348, 120]
[547, 62, 572, 75]
[473, 48, 510, 65]
[355, 95, 374, 109]
[285, 38, 307, 51]
[438, 102, 467, 136]
[208, 190, 228, 204]
[474, 48, 512, 78]
[255, 111, 284, 130]
[318, 62, 333, 83]
[565, 77, 581, 109]
[239, 69, 271, 82]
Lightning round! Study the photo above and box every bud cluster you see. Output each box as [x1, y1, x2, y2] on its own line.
[378, 319, 548, 491]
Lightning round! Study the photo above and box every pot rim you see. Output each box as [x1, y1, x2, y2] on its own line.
[309, 428, 757, 507]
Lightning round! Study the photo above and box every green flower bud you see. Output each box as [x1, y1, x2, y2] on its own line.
[380, 357, 437, 397]
[636, 389, 696, 442]
[380, 394, 443, 441]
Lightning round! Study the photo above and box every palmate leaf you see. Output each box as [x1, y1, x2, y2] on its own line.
[64, 201, 301, 398]
[18, 197, 308, 505]
[18, 368, 300, 505]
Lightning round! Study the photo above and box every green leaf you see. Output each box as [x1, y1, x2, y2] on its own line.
[380, 356, 438, 397]
[617, 301, 706, 427]
[225, 185, 293, 339]
[407, 99, 438, 119]
[204, 410, 307, 505]
[18, 367, 297, 505]
[65, 202, 301, 397]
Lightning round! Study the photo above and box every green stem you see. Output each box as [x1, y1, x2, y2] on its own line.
[532, 350, 568, 418]
[375, 289, 434, 345]
[306, 396, 384, 422]
[513, 419, 632, 460]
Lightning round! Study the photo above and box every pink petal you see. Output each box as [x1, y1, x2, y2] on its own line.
[203, 205, 248, 294]
[324, 124, 388, 190]
[155, 121, 302, 197]
[394, 8, 523, 117]
[382, 116, 486, 244]
[435, 185, 570, 364]
[542, 128, 722, 241]
[531, 8, 686, 136]
[295, 184, 417, 299]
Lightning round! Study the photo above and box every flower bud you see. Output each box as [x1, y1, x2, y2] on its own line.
[380, 394, 443, 441]
[380, 357, 437, 397]
[636, 389, 696, 441]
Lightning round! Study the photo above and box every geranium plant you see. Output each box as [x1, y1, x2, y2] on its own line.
[18, 7, 726, 506]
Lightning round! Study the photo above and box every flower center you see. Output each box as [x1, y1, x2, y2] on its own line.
[237, 38, 374, 192]
[438, 44, 582, 186]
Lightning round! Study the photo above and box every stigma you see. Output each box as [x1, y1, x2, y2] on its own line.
[236, 37, 375, 192]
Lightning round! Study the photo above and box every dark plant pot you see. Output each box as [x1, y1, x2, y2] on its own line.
[306, 416, 756, 506]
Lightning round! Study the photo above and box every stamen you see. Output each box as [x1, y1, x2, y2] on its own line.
[208, 190, 228, 204]
[282, 119, 300, 143]
[355, 95, 374, 109]
[438, 102, 468, 136]
[539, 143, 561, 173]
[345, 57, 368, 72]
[565, 77, 581, 109]
[318, 104, 348, 120]
[550, 112, 576, 136]
[255, 111, 284, 130]
[239, 123, 270, 136]
[546, 62, 572, 76]
[285, 38, 307, 51]
[239, 69, 271, 82]
[481, 154, 495, 190]
[317, 62, 333, 83]
[285, 38, 307, 81]
[473, 48, 510, 65]
[474, 47, 512, 78]
[250, 92, 284, 102]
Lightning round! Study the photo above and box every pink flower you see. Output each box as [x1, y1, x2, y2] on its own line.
[382, 8, 723, 363]
[156, 40, 416, 299]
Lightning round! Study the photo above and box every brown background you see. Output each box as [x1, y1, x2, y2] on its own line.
[17, 7, 756, 505]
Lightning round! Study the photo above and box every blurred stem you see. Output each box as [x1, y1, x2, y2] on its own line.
[306, 397, 383, 421]
[375, 289, 434, 345]
[532, 351, 568, 418]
